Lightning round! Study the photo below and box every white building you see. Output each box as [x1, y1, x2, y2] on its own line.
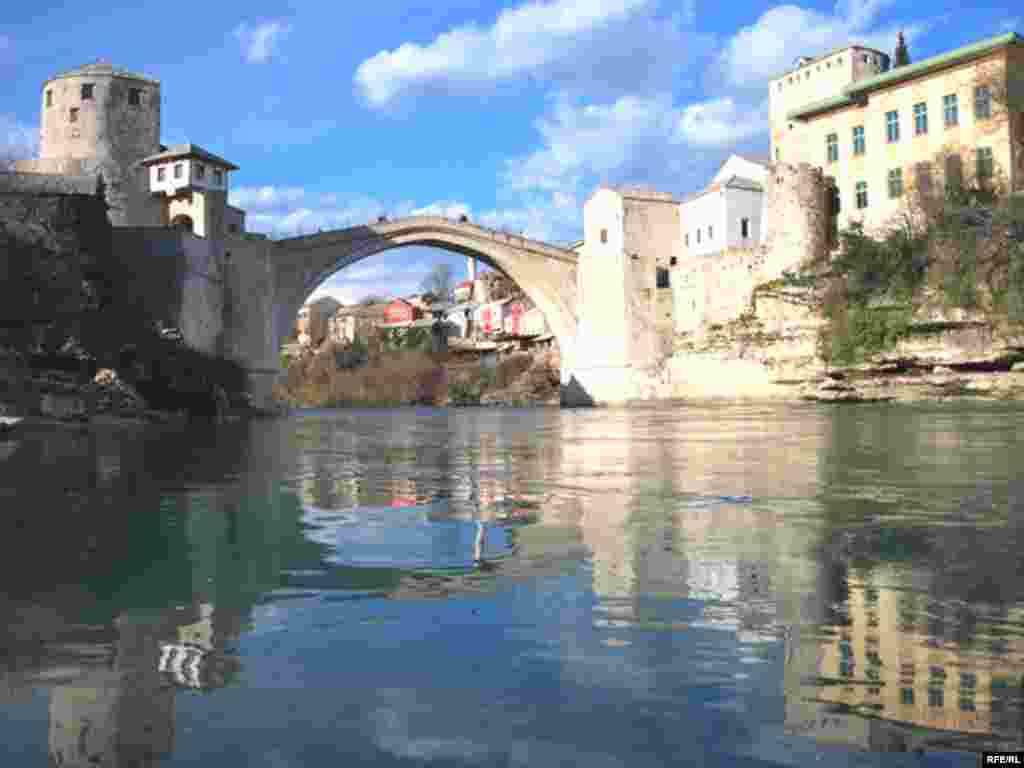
[680, 154, 769, 258]
[139, 143, 242, 238]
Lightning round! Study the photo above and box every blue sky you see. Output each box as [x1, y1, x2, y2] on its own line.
[2, 0, 1019, 304]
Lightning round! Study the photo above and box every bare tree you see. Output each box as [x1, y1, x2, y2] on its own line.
[419, 263, 454, 302]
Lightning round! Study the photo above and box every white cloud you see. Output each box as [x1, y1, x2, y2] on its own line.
[713, 0, 933, 88]
[503, 91, 765, 212]
[230, 185, 306, 211]
[353, 0, 691, 107]
[234, 21, 291, 64]
[674, 98, 768, 147]
[0, 115, 38, 167]
[410, 200, 472, 219]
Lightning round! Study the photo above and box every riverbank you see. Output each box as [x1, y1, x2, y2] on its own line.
[274, 344, 562, 409]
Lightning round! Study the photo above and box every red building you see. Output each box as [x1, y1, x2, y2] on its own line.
[382, 298, 419, 326]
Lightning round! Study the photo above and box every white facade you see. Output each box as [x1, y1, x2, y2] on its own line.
[149, 157, 230, 196]
[681, 175, 764, 258]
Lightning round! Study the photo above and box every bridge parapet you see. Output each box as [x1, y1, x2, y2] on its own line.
[275, 216, 577, 265]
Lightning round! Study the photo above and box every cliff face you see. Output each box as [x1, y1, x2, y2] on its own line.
[665, 287, 1024, 402]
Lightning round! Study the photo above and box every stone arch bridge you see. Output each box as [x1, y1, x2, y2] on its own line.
[222, 216, 580, 402]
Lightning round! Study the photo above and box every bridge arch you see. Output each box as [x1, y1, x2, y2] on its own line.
[271, 216, 579, 367]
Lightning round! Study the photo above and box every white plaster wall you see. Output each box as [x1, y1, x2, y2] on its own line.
[576, 189, 627, 367]
[680, 190, 724, 257]
[723, 187, 764, 248]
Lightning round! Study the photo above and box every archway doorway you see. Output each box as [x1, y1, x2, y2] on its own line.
[171, 215, 194, 234]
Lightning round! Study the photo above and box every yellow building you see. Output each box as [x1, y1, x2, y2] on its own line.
[804, 569, 1024, 742]
[771, 32, 1024, 236]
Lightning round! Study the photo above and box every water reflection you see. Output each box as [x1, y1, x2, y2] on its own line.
[3, 404, 1024, 764]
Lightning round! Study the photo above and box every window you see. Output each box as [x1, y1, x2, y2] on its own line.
[69, 107, 79, 123]
[975, 85, 992, 120]
[855, 181, 868, 209]
[656, 267, 670, 288]
[886, 110, 900, 143]
[826, 132, 838, 163]
[775, 147, 780, 161]
[685, 234, 689, 247]
[195, 163, 205, 180]
[929, 687, 944, 708]
[777, 82, 783, 92]
[670, 256, 677, 266]
[213, 169, 224, 185]
[45, 89, 53, 107]
[600, 228, 608, 243]
[888, 168, 903, 198]
[913, 102, 928, 135]
[853, 125, 865, 155]
[901, 688, 915, 706]
[174, 163, 183, 179]
[157, 166, 166, 181]
[81, 83, 94, 100]
[977, 146, 994, 180]
[741, 218, 750, 238]
[697, 229, 701, 244]
[707, 225, 713, 240]
[943, 93, 959, 127]
[128, 88, 141, 106]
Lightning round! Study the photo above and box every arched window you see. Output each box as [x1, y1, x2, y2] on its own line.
[171, 214, 194, 233]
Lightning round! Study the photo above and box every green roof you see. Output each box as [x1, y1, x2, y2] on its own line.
[787, 31, 1023, 122]
[787, 93, 859, 121]
[845, 31, 1022, 96]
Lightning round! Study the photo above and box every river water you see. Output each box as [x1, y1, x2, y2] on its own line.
[1, 403, 1023, 766]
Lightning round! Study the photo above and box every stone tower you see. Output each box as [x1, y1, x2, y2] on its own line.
[19, 61, 163, 226]
[760, 162, 831, 277]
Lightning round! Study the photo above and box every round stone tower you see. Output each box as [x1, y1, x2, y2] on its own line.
[761, 162, 830, 277]
[37, 60, 162, 226]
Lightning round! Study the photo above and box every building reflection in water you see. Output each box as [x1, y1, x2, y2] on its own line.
[0, 598, 244, 768]
[785, 562, 1024, 752]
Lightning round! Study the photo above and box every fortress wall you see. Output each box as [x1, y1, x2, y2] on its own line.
[672, 162, 832, 334]
[673, 247, 766, 329]
[108, 228, 224, 354]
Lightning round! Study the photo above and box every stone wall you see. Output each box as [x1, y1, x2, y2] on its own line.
[108, 228, 225, 354]
[0, 171, 99, 196]
[221, 237, 278, 406]
[0, 187, 110, 351]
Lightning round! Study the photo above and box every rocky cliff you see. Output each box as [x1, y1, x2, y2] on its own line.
[666, 286, 1024, 402]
